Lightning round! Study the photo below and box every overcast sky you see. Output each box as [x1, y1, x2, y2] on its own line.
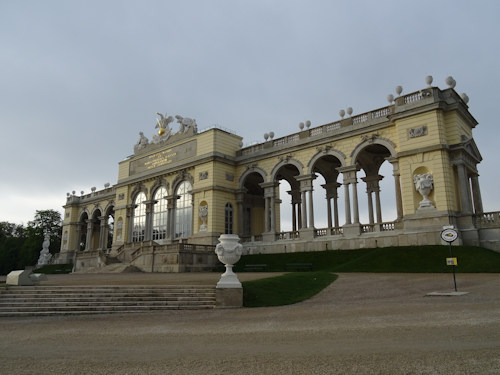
[1, 0, 499, 227]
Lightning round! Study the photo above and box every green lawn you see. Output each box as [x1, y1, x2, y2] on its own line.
[242, 271, 338, 307]
[234, 245, 500, 273]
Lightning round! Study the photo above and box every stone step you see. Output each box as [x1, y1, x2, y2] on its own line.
[0, 285, 216, 316]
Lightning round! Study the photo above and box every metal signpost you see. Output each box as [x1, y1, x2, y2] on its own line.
[441, 226, 459, 292]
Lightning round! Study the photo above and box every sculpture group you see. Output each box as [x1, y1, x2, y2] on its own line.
[134, 112, 198, 153]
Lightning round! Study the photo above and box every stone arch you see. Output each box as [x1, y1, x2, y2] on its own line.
[90, 205, 103, 219]
[78, 209, 90, 222]
[150, 177, 169, 197]
[238, 166, 267, 188]
[130, 182, 148, 201]
[172, 170, 194, 192]
[103, 201, 115, 217]
[307, 148, 347, 174]
[350, 136, 397, 164]
[350, 137, 398, 226]
[270, 157, 304, 182]
[239, 167, 267, 238]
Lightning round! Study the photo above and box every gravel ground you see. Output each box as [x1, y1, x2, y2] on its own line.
[1, 272, 499, 374]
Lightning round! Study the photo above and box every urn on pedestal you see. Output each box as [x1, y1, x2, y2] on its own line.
[215, 234, 243, 288]
[413, 173, 435, 210]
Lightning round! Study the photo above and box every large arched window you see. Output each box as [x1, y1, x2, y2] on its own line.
[132, 192, 146, 242]
[175, 181, 192, 238]
[152, 187, 168, 241]
[225, 203, 233, 234]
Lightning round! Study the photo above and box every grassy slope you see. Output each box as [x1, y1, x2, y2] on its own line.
[234, 245, 500, 273]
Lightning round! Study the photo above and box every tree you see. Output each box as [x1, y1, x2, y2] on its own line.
[0, 210, 63, 274]
[0, 221, 25, 275]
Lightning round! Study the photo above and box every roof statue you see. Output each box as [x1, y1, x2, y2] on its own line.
[133, 131, 149, 153]
[175, 115, 198, 134]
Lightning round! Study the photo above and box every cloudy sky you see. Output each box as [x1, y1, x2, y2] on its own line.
[1, 0, 499, 227]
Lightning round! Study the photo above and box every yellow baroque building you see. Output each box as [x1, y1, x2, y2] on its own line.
[55, 80, 500, 272]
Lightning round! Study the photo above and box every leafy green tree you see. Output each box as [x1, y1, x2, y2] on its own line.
[0, 221, 26, 274]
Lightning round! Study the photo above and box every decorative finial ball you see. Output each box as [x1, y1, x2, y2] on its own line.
[346, 107, 353, 116]
[445, 76, 456, 88]
[81, 191, 84, 195]
[395, 86, 403, 96]
[387, 94, 394, 103]
[425, 75, 433, 87]
[269, 131, 275, 139]
[238, 141, 243, 148]
[299, 122, 305, 130]
[460, 93, 469, 104]
[72, 190, 76, 195]
[104, 183, 110, 188]
[91, 187, 96, 192]
[264, 133, 269, 141]
[305, 120, 311, 128]
[67, 192, 70, 197]
[158, 127, 165, 136]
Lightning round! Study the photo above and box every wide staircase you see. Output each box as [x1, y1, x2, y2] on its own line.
[0, 285, 216, 317]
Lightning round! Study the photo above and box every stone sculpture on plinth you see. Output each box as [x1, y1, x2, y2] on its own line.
[37, 232, 52, 266]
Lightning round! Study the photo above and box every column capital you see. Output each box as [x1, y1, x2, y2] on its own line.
[337, 165, 360, 184]
[296, 174, 316, 190]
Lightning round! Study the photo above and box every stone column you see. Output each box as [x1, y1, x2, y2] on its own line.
[333, 187, 340, 229]
[85, 219, 94, 251]
[362, 175, 384, 224]
[343, 182, 351, 225]
[388, 158, 403, 220]
[455, 162, 473, 214]
[307, 189, 314, 229]
[289, 189, 301, 231]
[260, 182, 277, 234]
[144, 200, 155, 241]
[367, 189, 374, 224]
[322, 183, 340, 229]
[375, 187, 382, 223]
[166, 196, 176, 240]
[470, 174, 484, 214]
[301, 190, 308, 229]
[296, 175, 316, 230]
[290, 189, 302, 230]
[236, 190, 246, 237]
[75, 224, 82, 251]
[126, 204, 135, 243]
[338, 165, 361, 227]
[97, 216, 108, 251]
[352, 177, 360, 224]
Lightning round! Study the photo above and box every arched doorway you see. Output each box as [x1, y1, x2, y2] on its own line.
[240, 172, 265, 239]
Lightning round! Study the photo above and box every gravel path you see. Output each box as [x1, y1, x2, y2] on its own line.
[1, 273, 499, 374]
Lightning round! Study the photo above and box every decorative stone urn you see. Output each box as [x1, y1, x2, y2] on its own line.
[215, 234, 243, 288]
[413, 173, 435, 210]
[199, 205, 208, 232]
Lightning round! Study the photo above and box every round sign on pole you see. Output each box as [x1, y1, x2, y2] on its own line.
[441, 228, 458, 243]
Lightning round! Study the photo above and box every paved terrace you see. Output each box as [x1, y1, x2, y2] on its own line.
[1, 272, 499, 374]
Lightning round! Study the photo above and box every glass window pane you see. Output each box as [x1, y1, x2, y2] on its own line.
[153, 187, 168, 240]
[132, 192, 146, 242]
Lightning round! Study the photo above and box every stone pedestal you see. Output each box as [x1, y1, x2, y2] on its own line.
[6, 269, 34, 286]
[216, 288, 243, 308]
[215, 234, 243, 307]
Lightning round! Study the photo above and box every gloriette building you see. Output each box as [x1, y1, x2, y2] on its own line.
[55, 77, 500, 272]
